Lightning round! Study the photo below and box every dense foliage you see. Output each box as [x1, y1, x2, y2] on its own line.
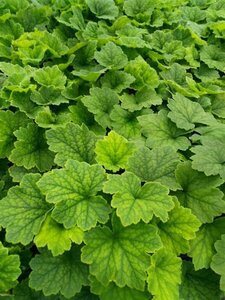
[1, 0, 225, 299]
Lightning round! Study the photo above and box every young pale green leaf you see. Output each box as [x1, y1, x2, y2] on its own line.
[9, 123, 54, 172]
[94, 42, 128, 70]
[29, 247, 88, 298]
[189, 217, 225, 270]
[175, 161, 225, 223]
[0, 174, 51, 245]
[103, 172, 174, 225]
[33, 65, 66, 89]
[0, 110, 29, 158]
[147, 248, 182, 300]
[211, 235, 225, 292]
[37, 159, 110, 230]
[191, 135, 225, 180]
[180, 262, 220, 300]
[125, 56, 159, 90]
[157, 198, 201, 254]
[101, 70, 135, 93]
[82, 87, 119, 128]
[0, 242, 21, 293]
[128, 146, 180, 190]
[34, 214, 83, 256]
[95, 131, 136, 172]
[46, 123, 97, 166]
[138, 109, 191, 150]
[90, 276, 149, 300]
[167, 93, 214, 131]
[81, 215, 162, 291]
[85, 0, 119, 20]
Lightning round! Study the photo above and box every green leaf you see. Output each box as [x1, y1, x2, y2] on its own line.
[14, 279, 59, 300]
[29, 247, 88, 298]
[101, 70, 135, 93]
[82, 21, 99, 39]
[94, 42, 128, 70]
[56, 7, 85, 31]
[74, 288, 99, 300]
[162, 41, 186, 63]
[14, 279, 60, 300]
[192, 123, 225, 140]
[120, 87, 162, 112]
[123, 0, 154, 17]
[116, 23, 147, 48]
[138, 109, 191, 150]
[95, 131, 135, 172]
[0, 62, 32, 90]
[9, 165, 37, 183]
[0, 174, 51, 245]
[81, 215, 162, 290]
[200, 45, 225, 71]
[69, 102, 105, 135]
[82, 87, 119, 128]
[72, 65, 107, 82]
[85, 0, 119, 20]
[0, 242, 21, 293]
[157, 198, 201, 254]
[103, 172, 174, 225]
[189, 217, 225, 270]
[147, 248, 182, 300]
[46, 123, 97, 166]
[211, 94, 225, 118]
[33, 65, 67, 89]
[191, 134, 225, 179]
[0, 111, 29, 158]
[180, 262, 220, 300]
[128, 145, 180, 190]
[35, 107, 71, 129]
[10, 91, 42, 119]
[90, 276, 149, 300]
[34, 214, 83, 256]
[110, 105, 143, 139]
[0, 19, 23, 41]
[211, 234, 225, 292]
[15, 4, 52, 33]
[125, 56, 159, 90]
[30, 86, 69, 106]
[37, 159, 110, 230]
[167, 93, 215, 131]
[175, 161, 225, 223]
[9, 123, 54, 172]
[73, 41, 97, 67]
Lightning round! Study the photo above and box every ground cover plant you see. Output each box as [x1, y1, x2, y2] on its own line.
[1, 0, 225, 299]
